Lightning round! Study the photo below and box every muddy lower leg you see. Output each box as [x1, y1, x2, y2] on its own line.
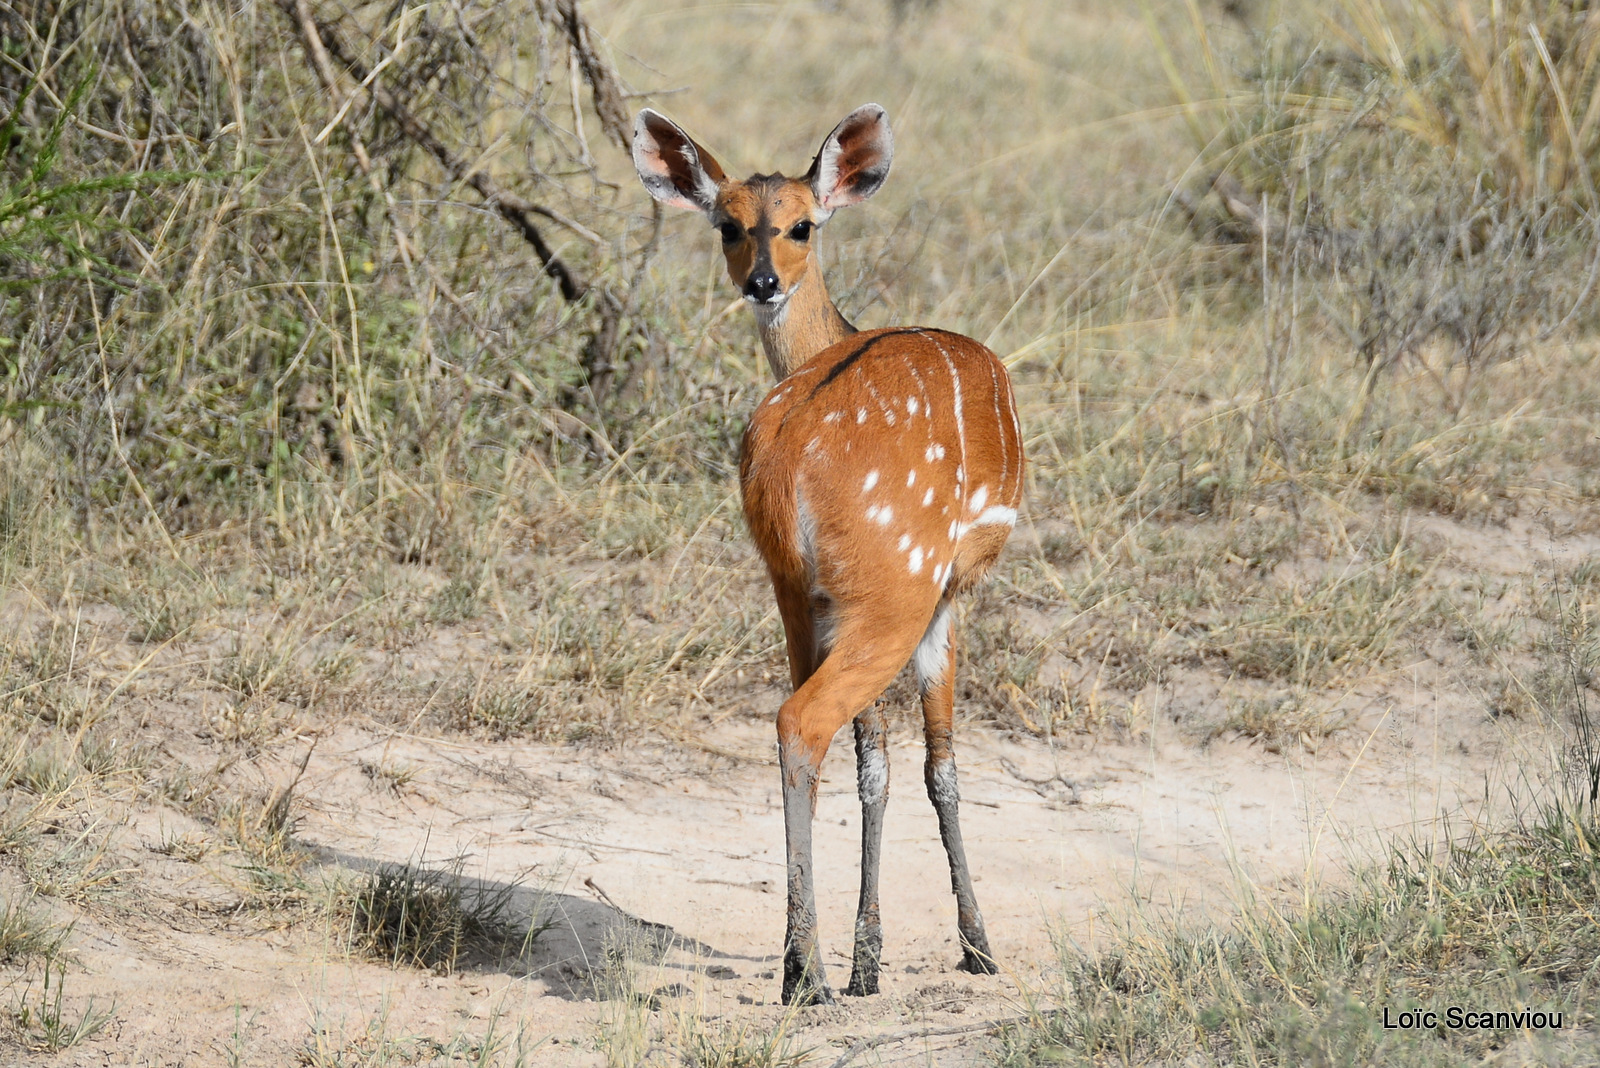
[844, 704, 889, 996]
[920, 624, 997, 975]
[773, 601, 941, 1005]
[779, 740, 834, 1005]
[925, 749, 996, 972]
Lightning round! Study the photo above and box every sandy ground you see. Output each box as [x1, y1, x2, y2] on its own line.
[1, 508, 1587, 1064]
[4, 669, 1546, 1067]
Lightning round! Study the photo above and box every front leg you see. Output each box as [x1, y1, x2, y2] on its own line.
[778, 734, 834, 1005]
[845, 704, 889, 996]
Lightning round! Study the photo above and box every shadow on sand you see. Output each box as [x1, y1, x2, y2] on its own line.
[311, 845, 776, 1000]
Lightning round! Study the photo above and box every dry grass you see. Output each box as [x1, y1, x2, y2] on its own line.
[3, 0, 1598, 750]
[595, 928, 811, 1068]
[999, 794, 1600, 1066]
[336, 857, 552, 974]
[0, 892, 64, 967]
[1, 0, 1599, 1062]
[9, 958, 116, 1053]
[294, 1004, 544, 1068]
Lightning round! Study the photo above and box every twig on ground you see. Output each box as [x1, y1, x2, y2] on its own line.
[999, 757, 1082, 804]
[827, 1018, 1012, 1068]
[583, 876, 675, 933]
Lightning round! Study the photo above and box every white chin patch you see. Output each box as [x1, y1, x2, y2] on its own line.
[751, 287, 796, 327]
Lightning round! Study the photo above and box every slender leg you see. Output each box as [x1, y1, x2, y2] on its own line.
[778, 735, 831, 1005]
[776, 607, 933, 1006]
[844, 703, 889, 996]
[772, 582, 831, 1005]
[916, 608, 997, 974]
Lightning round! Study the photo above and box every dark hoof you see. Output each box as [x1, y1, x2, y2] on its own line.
[781, 978, 837, 1006]
[846, 937, 882, 996]
[843, 973, 880, 997]
[958, 948, 999, 975]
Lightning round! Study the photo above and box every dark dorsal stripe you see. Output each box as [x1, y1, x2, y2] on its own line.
[807, 328, 926, 400]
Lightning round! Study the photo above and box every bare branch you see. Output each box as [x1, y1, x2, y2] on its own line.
[273, 0, 592, 303]
[553, 0, 632, 152]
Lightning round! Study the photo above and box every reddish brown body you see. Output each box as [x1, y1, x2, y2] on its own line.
[742, 327, 1023, 758]
[634, 103, 1023, 1004]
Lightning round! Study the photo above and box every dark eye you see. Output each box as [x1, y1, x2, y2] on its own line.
[788, 220, 813, 242]
[717, 222, 742, 244]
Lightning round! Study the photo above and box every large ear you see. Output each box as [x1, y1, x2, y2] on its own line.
[806, 104, 893, 215]
[633, 109, 727, 213]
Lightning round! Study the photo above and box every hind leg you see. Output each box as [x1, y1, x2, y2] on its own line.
[777, 600, 934, 1005]
[844, 703, 889, 996]
[915, 603, 997, 974]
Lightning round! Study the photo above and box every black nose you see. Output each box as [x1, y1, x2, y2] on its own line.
[745, 271, 779, 302]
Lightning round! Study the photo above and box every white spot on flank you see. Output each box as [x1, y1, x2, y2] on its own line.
[929, 333, 969, 488]
[907, 470, 917, 487]
[973, 505, 1019, 528]
[857, 409, 868, 424]
[948, 521, 958, 541]
[923, 488, 935, 507]
[873, 505, 893, 527]
[951, 505, 1020, 542]
[824, 411, 842, 424]
[909, 547, 923, 573]
[956, 466, 965, 484]
[907, 397, 919, 415]
[969, 485, 989, 513]
[884, 408, 896, 425]
[863, 470, 879, 492]
[903, 353, 934, 428]
[898, 534, 911, 551]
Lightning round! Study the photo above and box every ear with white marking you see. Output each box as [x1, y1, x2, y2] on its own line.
[806, 104, 893, 216]
[633, 109, 727, 213]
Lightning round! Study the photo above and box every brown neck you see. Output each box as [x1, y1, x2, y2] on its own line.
[753, 257, 855, 380]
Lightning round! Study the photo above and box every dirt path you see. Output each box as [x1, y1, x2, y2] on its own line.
[15, 670, 1545, 1067]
